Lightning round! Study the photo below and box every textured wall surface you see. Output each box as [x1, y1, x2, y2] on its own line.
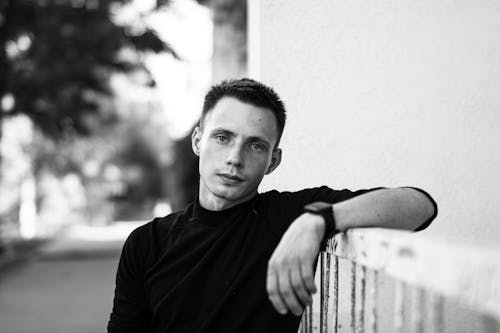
[248, 0, 500, 248]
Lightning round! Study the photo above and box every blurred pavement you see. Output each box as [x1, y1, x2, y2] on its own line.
[0, 221, 145, 333]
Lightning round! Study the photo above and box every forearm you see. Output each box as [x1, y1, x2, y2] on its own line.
[333, 187, 436, 232]
[266, 187, 437, 315]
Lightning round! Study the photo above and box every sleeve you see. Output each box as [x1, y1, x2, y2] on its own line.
[301, 185, 439, 232]
[265, 186, 384, 240]
[107, 227, 151, 333]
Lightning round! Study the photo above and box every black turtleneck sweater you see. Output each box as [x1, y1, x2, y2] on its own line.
[107, 186, 436, 333]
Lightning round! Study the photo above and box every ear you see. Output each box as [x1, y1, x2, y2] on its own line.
[191, 126, 201, 156]
[265, 148, 282, 175]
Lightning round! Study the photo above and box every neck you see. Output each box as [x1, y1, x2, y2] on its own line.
[198, 185, 257, 211]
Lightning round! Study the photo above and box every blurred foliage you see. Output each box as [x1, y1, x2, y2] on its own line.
[0, 0, 174, 138]
[32, 105, 171, 222]
[0, 0, 180, 229]
[0, 0, 249, 232]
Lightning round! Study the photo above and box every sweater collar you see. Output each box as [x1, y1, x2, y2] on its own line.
[191, 194, 259, 227]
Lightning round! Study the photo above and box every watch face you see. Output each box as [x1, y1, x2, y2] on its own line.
[305, 204, 319, 213]
[306, 202, 330, 213]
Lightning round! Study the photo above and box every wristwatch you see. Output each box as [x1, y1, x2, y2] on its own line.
[303, 201, 337, 237]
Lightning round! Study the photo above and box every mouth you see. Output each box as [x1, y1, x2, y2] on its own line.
[217, 173, 244, 184]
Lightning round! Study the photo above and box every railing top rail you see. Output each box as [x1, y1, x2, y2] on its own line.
[323, 228, 500, 318]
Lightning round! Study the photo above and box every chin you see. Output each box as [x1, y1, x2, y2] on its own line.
[211, 184, 250, 202]
[213, 188, 243, 201]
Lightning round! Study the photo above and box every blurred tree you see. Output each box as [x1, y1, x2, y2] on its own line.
[30, 99, 173, 224]
[107, 110, 169, 221]
[0, 0, 176, 236]
[0, 0, 175, 154]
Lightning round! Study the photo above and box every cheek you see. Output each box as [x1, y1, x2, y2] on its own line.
[248, 156, 272, 175]
[199, 146, 221, 174]
[200, 140, 222, 157]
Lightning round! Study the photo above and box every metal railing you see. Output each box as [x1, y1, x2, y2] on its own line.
[299, 229, 500, 333]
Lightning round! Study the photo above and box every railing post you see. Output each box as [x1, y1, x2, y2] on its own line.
[320, 252, 331, 333]
[351, 261, 357, 333]
[368, 270, 378, 333]
[394, 281, 407, 333]
[410, 288, 425, 333]
[429, 292, 444, 333]
[333, 256, 339, 333]
[357, 266, 367, 333]
[300, 302, 312, 333]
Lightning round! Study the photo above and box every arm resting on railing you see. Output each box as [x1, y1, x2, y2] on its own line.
[333, 187, 437, 232]
[266, 187, 437, 317]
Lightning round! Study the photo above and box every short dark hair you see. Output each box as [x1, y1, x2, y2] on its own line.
[200, 78, 287, 146]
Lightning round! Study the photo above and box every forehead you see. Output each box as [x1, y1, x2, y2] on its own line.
[203, 97, 279, 144]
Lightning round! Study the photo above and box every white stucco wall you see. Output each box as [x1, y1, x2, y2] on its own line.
[248, 0, 500, 248]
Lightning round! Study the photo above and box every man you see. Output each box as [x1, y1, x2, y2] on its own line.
[107, 78, 437, 333]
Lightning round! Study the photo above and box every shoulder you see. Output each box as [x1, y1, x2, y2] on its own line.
[255, 186, 336, 219]
[254, 187, 342, 240]
[258, 185, 366, 203]
[125, 216, 168, 244]
[123, 209, 188, 255]
[258, 186, 330, 200]
[120, 220, 156, 264]
[255, 186, 384, 240]
[257, 185, 385, 212]
[130, 206, 190, 236]
[126, 220, 154, 243]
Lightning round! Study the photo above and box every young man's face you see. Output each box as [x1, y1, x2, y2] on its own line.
[192, 97, 282, 209]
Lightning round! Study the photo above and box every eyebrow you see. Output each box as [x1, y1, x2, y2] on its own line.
[210, 127, 271, 147]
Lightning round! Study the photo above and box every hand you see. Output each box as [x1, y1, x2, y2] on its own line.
[266, 213, 326, 316]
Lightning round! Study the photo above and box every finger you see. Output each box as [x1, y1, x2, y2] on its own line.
[278, 266, 303, 316]
[290, 266, 312, 308]
[300, 262, 317, 294]
[266, 267, 287, 315]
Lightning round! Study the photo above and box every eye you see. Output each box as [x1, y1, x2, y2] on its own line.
[214, 134, 228, 143]
[250, 142, 265, 151]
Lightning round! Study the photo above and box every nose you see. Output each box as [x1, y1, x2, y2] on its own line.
[225, 144, 244, 168]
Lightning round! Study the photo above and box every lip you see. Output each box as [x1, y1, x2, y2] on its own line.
[217, 173, 244, 184]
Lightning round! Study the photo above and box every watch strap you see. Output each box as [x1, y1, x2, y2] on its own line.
[303, 201, 337, 237]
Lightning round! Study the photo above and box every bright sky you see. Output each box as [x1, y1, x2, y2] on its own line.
[113, 0, 213, 139]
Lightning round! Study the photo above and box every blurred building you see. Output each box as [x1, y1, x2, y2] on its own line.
[210, 0, 247, 83]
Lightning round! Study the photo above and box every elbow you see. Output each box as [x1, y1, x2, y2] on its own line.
[405, 187, 438, 231]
